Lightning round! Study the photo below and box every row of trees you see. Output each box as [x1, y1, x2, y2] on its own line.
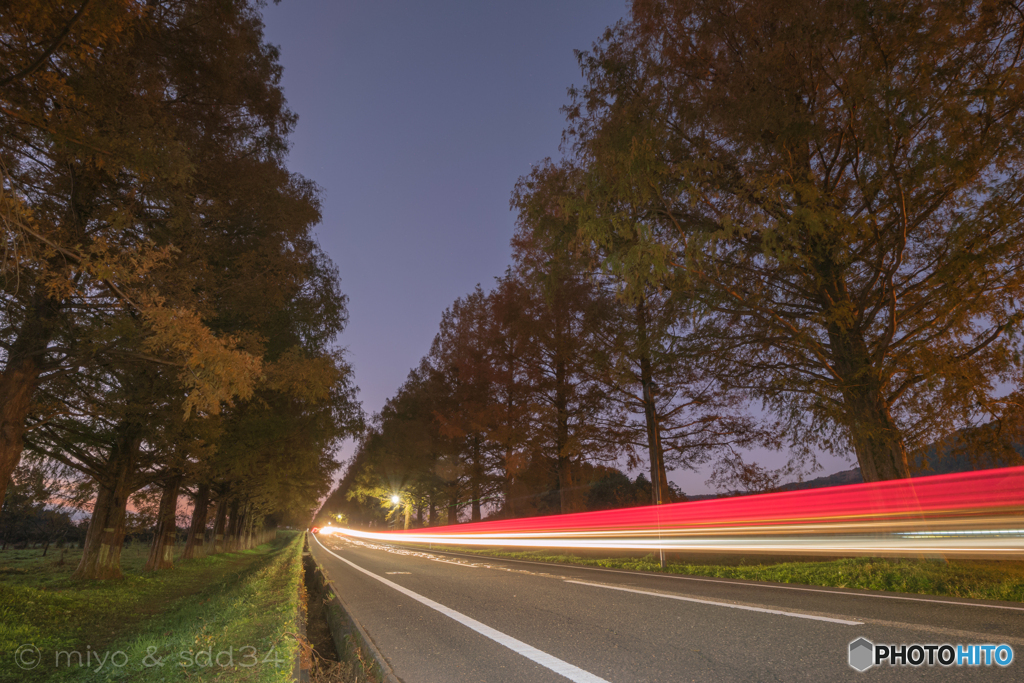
[328, 0, 1024, 526]
[1, 1, 361, 577]
[327, 186, 760, 525]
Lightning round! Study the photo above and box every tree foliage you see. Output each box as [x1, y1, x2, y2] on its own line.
[0, 0, 362, 578]
[558, 0, 1024, 480]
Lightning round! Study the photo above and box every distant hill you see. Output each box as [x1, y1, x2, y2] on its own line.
[775, 468, 863, 492]
[710, 430, 1022, 498]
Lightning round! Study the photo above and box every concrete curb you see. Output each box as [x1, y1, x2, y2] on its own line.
[304, 534, 401, 683]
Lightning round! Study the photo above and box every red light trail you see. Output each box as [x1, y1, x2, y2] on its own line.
[319, 467, 1024, 558]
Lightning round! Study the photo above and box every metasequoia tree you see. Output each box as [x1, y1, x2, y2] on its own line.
[0, 0, 276, 507]
[25, 354, 218, 578]
[510, 195, 629, 513]
[484, 274, 534, 517]
[6, 0, 362, 577]
[203, 238, 362, 547]
[30, 380, 161, 579]
[428, 287, 504, 522]
[565, 0, 1024, 480]
[518, 162, 768, 502]
[595, 285, 769, 500]
[181, 482, 211, 560]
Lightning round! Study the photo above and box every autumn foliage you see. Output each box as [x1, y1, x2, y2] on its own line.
[1, 0, 361, 578]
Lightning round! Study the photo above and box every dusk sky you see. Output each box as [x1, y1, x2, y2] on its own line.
[259, 1, 851, 494]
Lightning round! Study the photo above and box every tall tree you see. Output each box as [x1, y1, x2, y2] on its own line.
[8, 0, 363, 577]
[564, 0, 1024, 480]
[485, 274, 535, 517]
[428, 287, 503, 522]
[518, 162, 770, 503]
[511, 183, 628, 513]
[0, 0, 284, 506]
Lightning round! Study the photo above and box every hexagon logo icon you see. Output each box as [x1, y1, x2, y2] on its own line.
[849, 637, 875, 672]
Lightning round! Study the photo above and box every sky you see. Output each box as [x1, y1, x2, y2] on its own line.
[259, 1, 853, 495]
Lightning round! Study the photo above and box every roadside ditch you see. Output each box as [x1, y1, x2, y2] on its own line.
[301, 535, 398, 683]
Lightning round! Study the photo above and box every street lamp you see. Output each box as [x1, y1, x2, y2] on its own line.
[390, 494, 401, 505]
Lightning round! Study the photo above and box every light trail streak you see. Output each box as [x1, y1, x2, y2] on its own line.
[319, 466, 1024, 559]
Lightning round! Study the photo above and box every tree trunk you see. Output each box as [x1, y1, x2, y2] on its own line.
[554, 356, 580, 514]
[503, 452, 516, 518]
[235, 504, 248, 550]
[0, 291, 58, 509]
[830, 327, 912, 481]
[0, 359, 41, 509]
[183, 484, 209, 560]
[637, 299, 672, 505]
[843, 386, 912, 481]
[242, 506, 254, 549]
[212, 495, 229, 553]
[470, 435, 482, 522]
[73, 428, 138, 579]
[145, 475, 181, 571]
[238, 507, 250, 550]
[428, 497, 437, 526]
[447, 492, 458, 525]
[225, 499, 240, 551]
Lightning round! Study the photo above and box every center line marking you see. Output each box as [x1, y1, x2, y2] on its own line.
[313, 535, 610, 683]
[565, 579, 863, 625]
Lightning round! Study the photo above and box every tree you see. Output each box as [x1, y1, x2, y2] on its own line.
[485, 274, 536, 517]
[0, 463, 76, 550]
[0, 0, 284, 506]
[6, 0, 363, 577]
[510, 191, 629, 513]
[428, 287, 503, 522]
[708, 455, 789, 495]
[593, 284, 769, 501]
[515, 161, 767, 507]
[564, 0, 1024, 480]
[346, 365, 456, 526]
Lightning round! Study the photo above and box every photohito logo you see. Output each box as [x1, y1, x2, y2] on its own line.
[849, 638, 874, 672]
[849, 638, 1014, 671]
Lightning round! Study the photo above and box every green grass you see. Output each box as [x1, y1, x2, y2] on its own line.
[422, 545, 1024, 602]
[0, 532, 304, 682]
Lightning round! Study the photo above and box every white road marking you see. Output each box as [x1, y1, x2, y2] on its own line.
[313, 535, 611, 683]
[565, 579, 863, 625]
[385, 571, 411, 575]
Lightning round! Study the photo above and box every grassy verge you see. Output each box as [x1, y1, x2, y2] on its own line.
[0, 531, 304, 683]
[422, 545, 1024, 602]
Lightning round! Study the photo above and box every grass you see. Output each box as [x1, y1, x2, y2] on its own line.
[0, 532, 304, 683]
[421, 545, 1024, 603]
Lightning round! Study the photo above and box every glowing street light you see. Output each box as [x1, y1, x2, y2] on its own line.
[390, 494, 401, 505]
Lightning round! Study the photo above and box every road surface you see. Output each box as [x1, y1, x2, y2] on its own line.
[309, 532, 1022, 681]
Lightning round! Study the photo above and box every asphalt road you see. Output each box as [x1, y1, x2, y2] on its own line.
[308, 532, 1023, 682]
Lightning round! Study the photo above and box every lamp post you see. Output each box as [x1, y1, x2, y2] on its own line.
[390, 493, 411, 530]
